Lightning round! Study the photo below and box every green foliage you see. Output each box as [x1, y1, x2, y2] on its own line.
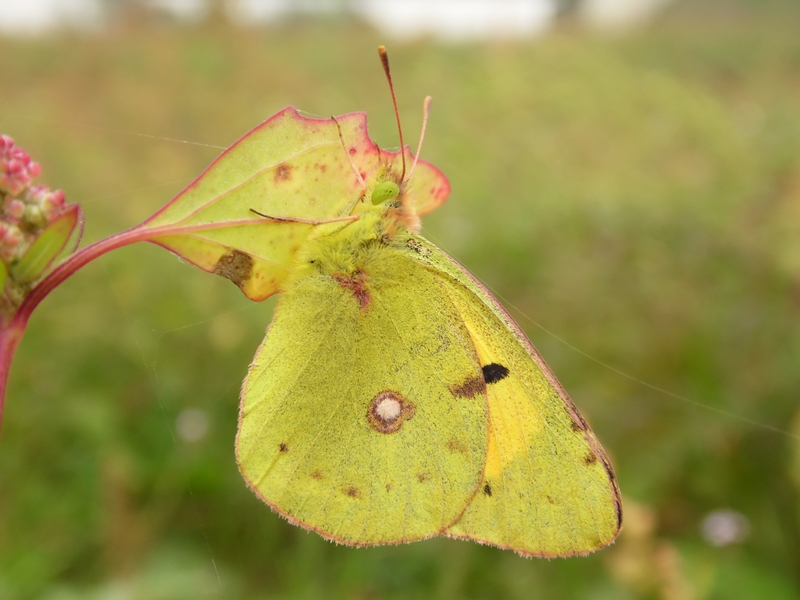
[2, 6, 800, 598]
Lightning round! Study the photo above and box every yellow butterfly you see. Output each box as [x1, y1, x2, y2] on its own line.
[233, 52, 621, 558]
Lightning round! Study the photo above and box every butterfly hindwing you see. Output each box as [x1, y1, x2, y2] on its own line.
[402, 234, 622, 557]
[236, 244, 490, 546]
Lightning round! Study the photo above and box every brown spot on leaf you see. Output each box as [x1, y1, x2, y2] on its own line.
[332, 271, 370, 309]
[584, 453, 597, 465]
[451, 374, 486, 399]
[274, 163, 293, 182]
[367, 391, 415, 434]
[446, 439, 468, 454]
[345, 486, 360, 498]
[213, 250, 253, 290]
[279, 443, 289, 453]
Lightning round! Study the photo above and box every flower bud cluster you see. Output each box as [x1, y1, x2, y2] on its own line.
[0, 136, 67, 263]
[1, 135, 41, 195]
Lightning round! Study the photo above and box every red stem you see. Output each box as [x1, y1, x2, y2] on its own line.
[0, 324, 24, 425]
[0, 224, 156, 430]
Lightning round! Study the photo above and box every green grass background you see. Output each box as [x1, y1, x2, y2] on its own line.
[2, 2, 800, 598]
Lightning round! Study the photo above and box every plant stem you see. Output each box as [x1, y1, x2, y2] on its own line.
[0, 323, 24, 425]
[0, 224, 156, 430]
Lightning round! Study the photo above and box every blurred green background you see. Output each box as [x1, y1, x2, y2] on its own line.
[2, 1, 800, 598]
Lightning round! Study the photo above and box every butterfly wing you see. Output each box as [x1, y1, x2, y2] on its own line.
[403, 235, 622, 557]
[236, 248, 489, 546]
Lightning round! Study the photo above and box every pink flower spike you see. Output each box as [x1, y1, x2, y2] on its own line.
[27, 185, 48, 204]
[0, 136, 40, 196]
[6, 199, 25, 220]
[1, 225, 22, 261]
[3, 225, 22, 245]
[42, 190, 66, 217]
[28, 161, 41, 179]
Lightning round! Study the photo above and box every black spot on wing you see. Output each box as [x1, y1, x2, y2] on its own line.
[482, 363, 509, 384]
[483, 483, 493, 497]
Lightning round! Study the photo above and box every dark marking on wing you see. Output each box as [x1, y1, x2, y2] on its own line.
[274, 163, 293, 182]
[446, 439, 468, 454]
[406, 238, 432, 257]
[584, 453, 597, 465]
[345, 486, 360, 498]
[213, 250, 253, 290]
[483, 483, 493, 497]
[482, 363, 510, 384]
[279, 443, 289, 453]
[332, 270, 370, 309]
[417, 473, 431, 483]
[451, 374, 486, 399]
[571, 421, 584, 433]
[311, 470, 323, 480]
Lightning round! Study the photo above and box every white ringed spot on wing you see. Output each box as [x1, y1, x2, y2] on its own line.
[367, 390, 415, 434]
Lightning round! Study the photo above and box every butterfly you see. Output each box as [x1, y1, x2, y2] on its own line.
[206, 50, 622, 558]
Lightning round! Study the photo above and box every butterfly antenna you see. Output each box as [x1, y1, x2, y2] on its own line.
[378, 45, 406, 180]
[332, 115, 366, 190]
[407, 96, 432, 181]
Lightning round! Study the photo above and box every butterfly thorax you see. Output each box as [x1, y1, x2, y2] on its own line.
[282, 195, 417, 296]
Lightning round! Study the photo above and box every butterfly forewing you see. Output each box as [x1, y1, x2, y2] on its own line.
[402, 234, 622, 557]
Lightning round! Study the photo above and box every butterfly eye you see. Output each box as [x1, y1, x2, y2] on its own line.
[371, 181, 400, 205]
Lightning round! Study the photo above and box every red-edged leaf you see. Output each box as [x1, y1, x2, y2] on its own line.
[136, 107, 450, 301]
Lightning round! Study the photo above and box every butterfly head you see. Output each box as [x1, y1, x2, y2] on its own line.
[370, 180, 400, 205]
[363, 163, 420, 234]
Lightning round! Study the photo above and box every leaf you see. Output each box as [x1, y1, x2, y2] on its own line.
[136, 107, 450, 301]
[10, 204, 81, 284]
